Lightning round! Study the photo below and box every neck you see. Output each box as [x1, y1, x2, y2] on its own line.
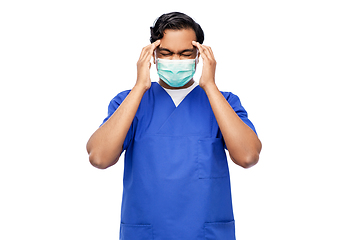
[158, 79, 195, 89]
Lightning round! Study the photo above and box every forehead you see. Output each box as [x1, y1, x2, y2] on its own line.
[159, 29, 196, 51]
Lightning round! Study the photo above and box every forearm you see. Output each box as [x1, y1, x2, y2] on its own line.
[203, 83, 262, 168]
[86, 84, 147, 169]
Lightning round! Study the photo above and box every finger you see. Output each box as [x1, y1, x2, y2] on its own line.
[202, 45, 212, 54]
[139, 45, 152, 60]
[192, 41, 208, 60]
[192, 41, 202, 53]
[148, 40, 161, 57]
[152, 39, 161, 49]
[139, 40, 160, 62]
[196, 43, 215, 62]
[151, 40, 161, 61]
[202, 45, 215, 60]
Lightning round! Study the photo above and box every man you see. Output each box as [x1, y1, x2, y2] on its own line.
[87, 12, 262, 240]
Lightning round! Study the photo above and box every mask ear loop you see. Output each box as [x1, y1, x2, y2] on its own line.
[153, 50, 157, 64]
[195, 49, 200, 67]
[154, 50, 160, 69]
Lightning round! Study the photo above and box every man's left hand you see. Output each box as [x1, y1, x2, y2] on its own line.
[192, 41, 217, 90]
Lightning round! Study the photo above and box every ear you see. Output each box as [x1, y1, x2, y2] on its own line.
[153, 51, 156, 64]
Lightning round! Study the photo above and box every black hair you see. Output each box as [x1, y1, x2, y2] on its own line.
[150, 12, 204, 44]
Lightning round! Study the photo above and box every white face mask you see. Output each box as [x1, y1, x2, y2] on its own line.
[156, 58, 197, 87]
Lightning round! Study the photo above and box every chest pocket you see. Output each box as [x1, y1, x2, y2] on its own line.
[197, 138, 229, 179]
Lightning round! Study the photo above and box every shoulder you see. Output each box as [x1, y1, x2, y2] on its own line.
[220, 90, 241, 103]
[110, 89, 131, 104]
[108, 82, 159, 107]
[105, 89, 132, 113]
[220, 90, 233, 98]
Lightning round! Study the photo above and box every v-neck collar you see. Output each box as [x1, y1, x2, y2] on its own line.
[154, 82, 199, 108]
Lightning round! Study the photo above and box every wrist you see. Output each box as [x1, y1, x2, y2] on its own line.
[133, 81, 151, 94]
[201, 81, 218, 93]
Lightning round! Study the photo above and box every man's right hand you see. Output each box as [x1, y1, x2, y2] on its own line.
[136, 40, 161, 91]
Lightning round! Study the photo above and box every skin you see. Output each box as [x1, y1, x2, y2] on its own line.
[86, 28, 262, 169]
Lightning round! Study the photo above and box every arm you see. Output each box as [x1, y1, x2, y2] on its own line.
[192, 41, 262, 168]
[203, 84, 262, 168]
[86, 40, 161, 169]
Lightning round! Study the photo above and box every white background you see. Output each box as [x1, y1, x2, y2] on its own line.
[1, 0, 359, 239]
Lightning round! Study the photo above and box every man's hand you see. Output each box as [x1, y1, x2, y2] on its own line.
[136, 40, 161, 91]
[192, 41, 217, 90]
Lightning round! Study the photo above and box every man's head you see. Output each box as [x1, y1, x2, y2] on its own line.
[150, 12, 204, 44]
[151, 12, 204, 88]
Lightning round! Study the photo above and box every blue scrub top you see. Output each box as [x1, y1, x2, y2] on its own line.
[102, 82, 257, 240]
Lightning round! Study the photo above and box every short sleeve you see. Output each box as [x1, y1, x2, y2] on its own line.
[100, 90, 134, 151]
[223, 92, 257, 135]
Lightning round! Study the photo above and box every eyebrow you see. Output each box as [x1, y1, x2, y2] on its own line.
[158, 47, 195, 54]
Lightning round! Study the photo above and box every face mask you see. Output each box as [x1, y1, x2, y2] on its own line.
[156, 58, 197, 88]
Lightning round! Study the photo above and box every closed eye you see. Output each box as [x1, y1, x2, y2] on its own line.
[160, 52, 172, 56]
